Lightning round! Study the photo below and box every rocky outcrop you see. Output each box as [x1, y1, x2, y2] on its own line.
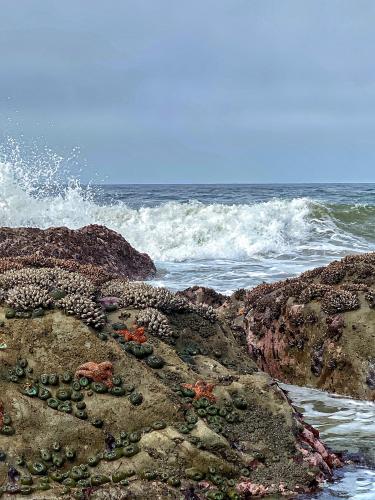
[226, 253, 375, 401]
[177, 286, 227, 308]
[0, 265, 341, 498]
[0, 225, 155, 280]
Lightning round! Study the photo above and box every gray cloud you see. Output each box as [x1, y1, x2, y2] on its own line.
[0, 0, 374, 182]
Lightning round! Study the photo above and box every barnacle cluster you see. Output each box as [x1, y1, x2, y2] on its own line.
[101, 280, 217, 323]
[321, 289, 360, 315]
[135, 308, 173, 339]
[57, 295, 106, 329]
[0, 268, 55, 291]
[244, 252, 375, 322]
[340, 283, 368, 292]
[0, 268, 95, 299]
[6, 285, 53, 312]
[193, 303, 218, 323]
[365, 289, 375, 308]
[299, 284, 330, 304]
[0, 267, 105, 327]
[303, 253, 375, 286]
[0, 264, 220, 333]
[54, 271, 96, 298]
[320, 262, 347, 285]
[101, 280, 186, 312]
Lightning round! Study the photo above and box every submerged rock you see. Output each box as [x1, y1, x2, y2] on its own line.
[0, 224, 156, 280]
[0, 265, 340, 498]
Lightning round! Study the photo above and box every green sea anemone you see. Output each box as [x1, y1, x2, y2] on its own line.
[56, 388, 72, 401]
[28, 462, 47, 476]
[90, 474, 110, 486]
[146, 355, 165, 369]
[74, 409, 88, 420]
[91, 382, 107, 394]
[129, 392, 143, 406]
[91, 418, 103, 428]
[122, 444, 139, 457]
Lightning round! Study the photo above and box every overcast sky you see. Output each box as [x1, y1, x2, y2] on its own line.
[1, 1, 375, 183]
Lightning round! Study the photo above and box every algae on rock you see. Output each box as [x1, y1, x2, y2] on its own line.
[0, 264, 340, 498]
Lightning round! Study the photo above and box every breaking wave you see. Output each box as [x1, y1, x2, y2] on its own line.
[0, 141, 373, 263]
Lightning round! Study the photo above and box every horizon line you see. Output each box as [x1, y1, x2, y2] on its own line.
[92, 181, 375, 186]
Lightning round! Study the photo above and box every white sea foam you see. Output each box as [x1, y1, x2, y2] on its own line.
[0, 155, 369, 264]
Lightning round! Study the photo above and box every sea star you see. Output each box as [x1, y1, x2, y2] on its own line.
[75, 361, 114, 388]
[182, 380, 216, 402]
[118, 327, 147, 344]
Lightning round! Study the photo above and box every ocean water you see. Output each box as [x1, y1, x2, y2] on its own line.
[1, 154, 375, 293]
[1, 149, 375, 498]
[285, 384, 375, 500]
[100, 184, 375, 293]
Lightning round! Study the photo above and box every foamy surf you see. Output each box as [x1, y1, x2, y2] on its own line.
[0, 141, 374, 291]
[0, 159, 368, 263]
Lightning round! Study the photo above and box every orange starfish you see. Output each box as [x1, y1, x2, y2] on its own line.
[182, 380, 216, 402]
[118, 326, 147, 344]
[75, 361, 114, 388]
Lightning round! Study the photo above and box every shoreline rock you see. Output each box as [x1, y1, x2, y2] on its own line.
[0, 225, 156, 280]
[0, 263, 341, 498]
[223, 253, 375, 401]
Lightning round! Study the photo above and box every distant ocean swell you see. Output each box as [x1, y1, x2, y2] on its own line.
[0, 160, 373, 265]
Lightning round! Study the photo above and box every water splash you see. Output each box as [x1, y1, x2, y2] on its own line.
[0, 137, 96, 227]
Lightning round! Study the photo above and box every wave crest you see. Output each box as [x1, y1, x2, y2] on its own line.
[0, 140, 370, 262]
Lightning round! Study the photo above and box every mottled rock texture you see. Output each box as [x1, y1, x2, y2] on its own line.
[177, 286, 227, 308]
[0, 265, 340, 498]
[223, 253, 375, 401]
[0, 225, 155, 280]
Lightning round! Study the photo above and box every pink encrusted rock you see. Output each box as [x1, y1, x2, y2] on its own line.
[0, 224, 156, 280]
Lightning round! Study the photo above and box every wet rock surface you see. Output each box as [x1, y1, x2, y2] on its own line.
[223, 253, 375, 401]
[0, 264, 340, 498]
[0, 225, 155, 280]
